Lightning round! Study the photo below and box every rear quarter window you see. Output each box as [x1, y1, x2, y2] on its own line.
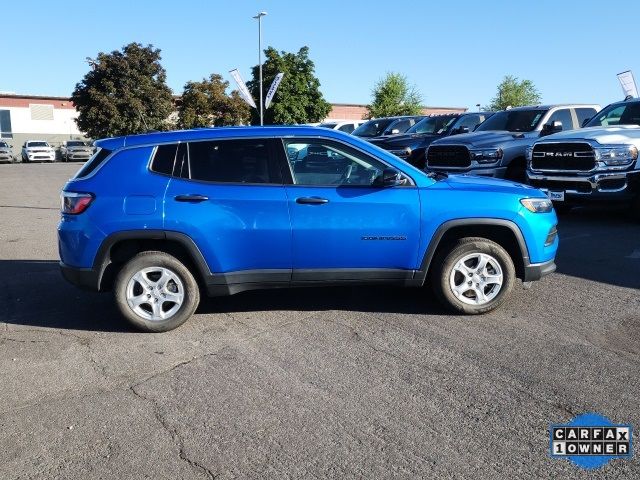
[73, 147, 112, 179]
[150, 144, 178, 176]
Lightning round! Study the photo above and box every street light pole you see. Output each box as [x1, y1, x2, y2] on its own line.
[253, 11, 267, 126]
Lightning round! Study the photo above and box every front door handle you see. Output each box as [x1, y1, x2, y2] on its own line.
[296, 197, 329, 205]
[174, 194, 209, 202]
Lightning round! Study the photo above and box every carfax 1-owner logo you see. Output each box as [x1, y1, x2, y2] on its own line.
[550, 413, 633, 469]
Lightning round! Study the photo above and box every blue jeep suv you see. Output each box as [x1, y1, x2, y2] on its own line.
[59, 126, 558, 331]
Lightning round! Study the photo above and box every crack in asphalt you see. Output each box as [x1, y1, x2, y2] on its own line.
[0, 316, 304, 418]
[325, 314, 581, 424]
[129, 382, 218, 480]
[0, 337, 50, 344]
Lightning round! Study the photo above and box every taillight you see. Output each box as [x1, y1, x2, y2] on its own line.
[61, 191, 94, 214]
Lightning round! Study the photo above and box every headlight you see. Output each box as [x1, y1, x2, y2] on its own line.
[520, 198, 553, 213]
[470, 147, 503, 163]
[594, 145, 638, 166]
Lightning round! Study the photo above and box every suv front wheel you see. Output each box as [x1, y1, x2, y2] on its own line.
[432, 237, 515, 314]
[114, 251, 200, 332]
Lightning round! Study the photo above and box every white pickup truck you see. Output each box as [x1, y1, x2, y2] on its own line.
[527, 98, 640, 216]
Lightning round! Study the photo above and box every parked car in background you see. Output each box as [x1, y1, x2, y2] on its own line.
[21, 140, 56, 162]
[317, 120, 365, 134]
[59, 140, 94, 162]
[59, 126, 557, 332]
[0, 140, 14, 163]
[352, 116, 423, 140]
[527, 98, 640, 215]
[426, 104, 600, 182]
[369, 112, 493, 169]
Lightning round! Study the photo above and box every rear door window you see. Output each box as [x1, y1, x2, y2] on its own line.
[575, 108, 597, 127]
[186, 139, 279, 184]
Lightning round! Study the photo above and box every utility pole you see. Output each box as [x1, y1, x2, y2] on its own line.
[253, 12, 267, 126]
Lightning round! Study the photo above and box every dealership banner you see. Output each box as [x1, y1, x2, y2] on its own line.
[617, 70, 638, 98]
[229, 69, 257, 109]
[264, 73, 284, 109]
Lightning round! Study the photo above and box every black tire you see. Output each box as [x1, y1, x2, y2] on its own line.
[431, 237, 515, 315]
[114, 251, 200, 332]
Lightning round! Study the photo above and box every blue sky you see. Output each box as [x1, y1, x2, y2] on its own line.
[3, 0, 640, 110]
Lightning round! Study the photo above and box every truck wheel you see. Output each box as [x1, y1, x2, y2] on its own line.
[114, 251, 200, 332]
[431, 237, 515, 314]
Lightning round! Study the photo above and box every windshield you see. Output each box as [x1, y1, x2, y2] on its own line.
[67, 141, 88, 147]
[27, 142, 49, 147]
[475, 109, 547, 132]
[318, 123, 338, 129]
[0, 142, 8, 148]
[407, 115, 457, 135]
[352, 118, 394, 137]
[586, 102, 640, 127]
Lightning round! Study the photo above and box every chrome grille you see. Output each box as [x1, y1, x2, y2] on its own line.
[531, 142, 596, 171]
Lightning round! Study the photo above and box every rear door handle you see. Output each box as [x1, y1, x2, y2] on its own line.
[174, 194, 209, 202]
[296, 197, 329, 205]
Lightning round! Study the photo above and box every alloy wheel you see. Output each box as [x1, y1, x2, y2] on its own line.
[125, 266, 184, 321]
[449, 252, 504, 305]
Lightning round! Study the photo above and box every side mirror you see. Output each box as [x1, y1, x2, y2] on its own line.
[541, 120, 563, 136]
[390, 128, 400, 135]
[375, 168, 405, 187]
[455, 126, 470, 135]
[581, 117, 591, 127]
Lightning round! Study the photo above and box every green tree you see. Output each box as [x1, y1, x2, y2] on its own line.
[487, 75, 541, 110]
[366, 72, 423, 119]
[178, 74, 251, 128]
[72, 43, 173, 138]
[247, 46, 331, 124]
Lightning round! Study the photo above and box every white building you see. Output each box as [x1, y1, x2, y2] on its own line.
[0, 93, 87, 157]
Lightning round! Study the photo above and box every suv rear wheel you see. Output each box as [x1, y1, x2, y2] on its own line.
[432, 237, 515, 314]
[114, 251, 200, 332]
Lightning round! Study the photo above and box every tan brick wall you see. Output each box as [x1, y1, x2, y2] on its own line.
[326, 104, 467, 121]
[0, 95, 76, 109]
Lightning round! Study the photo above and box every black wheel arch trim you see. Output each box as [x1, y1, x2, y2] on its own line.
[414, 218, 532, 284]
[92, 230, 211, 290]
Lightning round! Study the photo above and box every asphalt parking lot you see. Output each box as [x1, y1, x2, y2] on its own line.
[0, 162, 638, 479]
